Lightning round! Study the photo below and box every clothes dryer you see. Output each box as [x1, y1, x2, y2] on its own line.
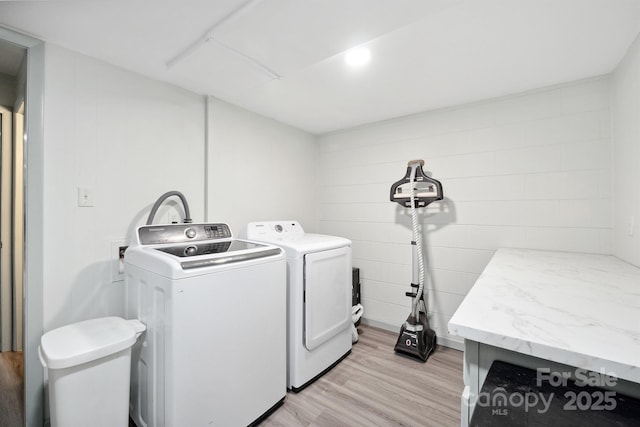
[246, 221, 352, 391]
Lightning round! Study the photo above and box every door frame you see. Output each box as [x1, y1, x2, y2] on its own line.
[0, 26, 45, 427]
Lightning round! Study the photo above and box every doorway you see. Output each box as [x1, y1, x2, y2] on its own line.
[0, 40, 26, 427]
[0, 104, 25, 353]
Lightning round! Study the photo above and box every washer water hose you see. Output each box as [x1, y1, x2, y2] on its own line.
[146, 191, 193, 225]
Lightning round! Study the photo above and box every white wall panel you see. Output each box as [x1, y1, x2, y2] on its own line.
[525, 111, 603, 144]
[42, 44, 205, 331]
[562, 139, 611, 171]
[319, 77, 612, 346]
[494, 145, 563, 175]
[206, 98, 318, 237]
[525, 171, 593, 200]
[612, 32, 640, 267]
[446, 175, 525, 201]
[523, 227, 604, 253]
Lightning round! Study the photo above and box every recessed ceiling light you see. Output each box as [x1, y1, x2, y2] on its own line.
[345, 47, 371, 67]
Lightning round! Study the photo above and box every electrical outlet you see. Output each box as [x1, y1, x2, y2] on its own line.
[628, 216, 636, 237]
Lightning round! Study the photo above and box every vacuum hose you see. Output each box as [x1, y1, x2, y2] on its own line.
[408, 162, 425, 321]
[146, 191, 193, 225]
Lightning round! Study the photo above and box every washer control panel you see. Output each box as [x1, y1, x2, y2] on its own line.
[138, 223, 232, 245]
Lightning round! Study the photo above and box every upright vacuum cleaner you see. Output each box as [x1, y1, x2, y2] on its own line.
[390, 160, 443, 362]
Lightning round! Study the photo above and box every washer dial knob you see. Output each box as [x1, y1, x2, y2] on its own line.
[185, 228, 197, 239]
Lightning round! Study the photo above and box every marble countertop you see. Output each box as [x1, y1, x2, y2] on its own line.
[448, 248, 640, 384]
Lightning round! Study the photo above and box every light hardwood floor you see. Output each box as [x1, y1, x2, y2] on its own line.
[262, 325, 464, 427]
[2, 328, 462, 427]
[0, 351, 23, 427]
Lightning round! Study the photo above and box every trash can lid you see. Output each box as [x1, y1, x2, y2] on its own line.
[40, 316, 145, 370]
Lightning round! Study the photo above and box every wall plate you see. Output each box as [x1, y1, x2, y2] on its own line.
[111, 239, 127, 282]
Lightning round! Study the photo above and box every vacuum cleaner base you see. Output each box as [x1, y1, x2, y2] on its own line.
[394, 313, 436, 362]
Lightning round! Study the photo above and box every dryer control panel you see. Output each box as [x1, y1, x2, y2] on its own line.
[138, 223, 232, 245]
[246, 221, 305, 240]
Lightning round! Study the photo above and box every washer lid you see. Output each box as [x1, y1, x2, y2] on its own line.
[246, 221, 350, 255]
[39, 317, 145, 370]
[281, 234, 351, 254]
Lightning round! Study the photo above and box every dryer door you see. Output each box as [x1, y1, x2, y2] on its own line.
[303, 246, 351, 351]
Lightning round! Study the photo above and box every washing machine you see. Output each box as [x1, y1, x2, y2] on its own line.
[245, 221, 352, 391]
[125, 223, 286, 427]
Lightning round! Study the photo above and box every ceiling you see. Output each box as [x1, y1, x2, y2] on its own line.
[1, 0, 640, 134]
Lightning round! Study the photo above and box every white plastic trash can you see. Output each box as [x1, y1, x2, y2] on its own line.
[39, 316, 146, 427]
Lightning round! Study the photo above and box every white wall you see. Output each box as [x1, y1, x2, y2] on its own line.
[40, 48, 318, 333]
[612, 33, 640, 267]
[42, 45, 205, 331]
[207, 97, 318, 236]
[317, 78, 612, 348]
